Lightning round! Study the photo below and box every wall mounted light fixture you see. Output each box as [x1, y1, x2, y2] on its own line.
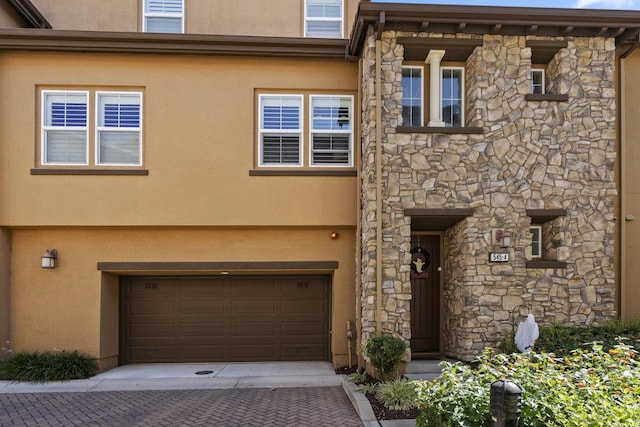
[330, 232, 339, 240]
[41, 249, 57, 269]
[495, 230, 512, 248]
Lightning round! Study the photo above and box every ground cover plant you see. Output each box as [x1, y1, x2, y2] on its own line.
[0, 349, 98, 382]
[415, 342, 639, 426]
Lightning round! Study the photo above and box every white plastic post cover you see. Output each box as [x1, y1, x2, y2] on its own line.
[514, 313, 539, 352]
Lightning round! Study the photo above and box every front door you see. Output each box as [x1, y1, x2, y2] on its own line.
[410, 234, 440, 354]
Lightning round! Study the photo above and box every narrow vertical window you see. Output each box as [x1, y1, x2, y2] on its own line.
[530, 226, 542, 258]
[402, 67, 423, 127]
[144, 0, 184, 33]
[310, 95, 353, 166]
[259, 95, 303, 166]
[305, 0, 343, 38]
[442, 67, 463, 127]
[530, 69, 545, 94]
[96, 92, 142, 165]
[42, 91, 88, 165]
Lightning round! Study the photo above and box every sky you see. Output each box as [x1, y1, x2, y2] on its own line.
[373, 0, 640, 9]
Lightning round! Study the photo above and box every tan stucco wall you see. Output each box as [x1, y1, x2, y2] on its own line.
[30, 0, 360, 37]
[619, 48, 640, 321]
[10, 227, 356, 369]
[0, 3, 24, 28]
[0, 51, 357, 227]
[0, 228, 9, 355]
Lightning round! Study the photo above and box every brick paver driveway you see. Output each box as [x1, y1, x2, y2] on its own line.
[0, 387, 363, 426]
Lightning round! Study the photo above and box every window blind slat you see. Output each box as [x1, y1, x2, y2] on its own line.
[98, 131, 141, 164]
[45, 130, 87, 164]
[146, 0, 183, 13]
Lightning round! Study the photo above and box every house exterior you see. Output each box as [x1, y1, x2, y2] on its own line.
[0, 0, 639, 370]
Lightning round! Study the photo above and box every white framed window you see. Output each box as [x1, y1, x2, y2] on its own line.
[530, 69, 545, 94]
[41, 91, 89, 165]
[96, 92, 143, 166]
[441, 67, 464, 128]
[143, 0, 184, 33]
[305, 0, 343, 38]
[309, 95, 353, 166]
[401, 66, 423, 127]
[530, 225, 542, 258]
[259, 95, 303, 167]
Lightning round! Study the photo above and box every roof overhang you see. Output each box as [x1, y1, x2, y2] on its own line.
[5, 0, 51, 29]
[349, 2, 640, 57]
[0, 28, 349, 58]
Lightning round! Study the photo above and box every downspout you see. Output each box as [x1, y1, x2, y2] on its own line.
[375, 12, 385, 334]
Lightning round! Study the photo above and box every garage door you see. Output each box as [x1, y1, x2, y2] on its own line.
[121, 275, 330, 363]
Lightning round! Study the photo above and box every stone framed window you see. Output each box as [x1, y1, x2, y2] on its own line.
[526, 209, 567, 269]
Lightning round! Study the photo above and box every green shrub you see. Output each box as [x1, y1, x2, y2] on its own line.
[537, 319, 640, 356]
[356, 383, 378, 394]
[415, 342, 640, 427]
[375, 377, 419, 411]
[0, 349, 98, 382]
[348, 370, 369, 384]
[363, 333, 407, 379]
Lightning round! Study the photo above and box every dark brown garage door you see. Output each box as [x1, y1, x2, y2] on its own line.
[121, 275, 330, 364]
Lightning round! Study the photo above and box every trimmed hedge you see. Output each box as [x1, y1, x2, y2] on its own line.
[0, 350, 98, 382]
[536, 320, 640, 356]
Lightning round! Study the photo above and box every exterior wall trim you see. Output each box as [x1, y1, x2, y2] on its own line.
[0, 29, 349, 58]
[31, 169, 149, 176]
[98, 261, 340, 271]
[249, 170, 357, 176]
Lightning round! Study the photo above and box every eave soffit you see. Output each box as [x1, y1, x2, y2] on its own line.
[349, 2, 640, 57]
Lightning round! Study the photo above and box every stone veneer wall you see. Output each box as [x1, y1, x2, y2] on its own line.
[359, 29, 617, 361]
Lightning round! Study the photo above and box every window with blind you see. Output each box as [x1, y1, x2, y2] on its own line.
[310, 95, 352, 166]
[305, 0, 343, 38]
[97, 92, 142, 166]
[259, 95, 303, 166]
[143, 0, 184, 33]
[40, 89, 143, 168]
[442, 67, 464, 128]
[42, 91, 89, 165]
[402, 67, 423, 127]
[257, 93, 353, 169]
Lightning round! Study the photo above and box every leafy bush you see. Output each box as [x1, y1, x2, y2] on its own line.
[0, 349, 98, 382]
[415, 342, 639, 427]
[363, 333, 407, 379]
[348, 370, 369, 384]
[375, 377, 419, 411]
[536, 320, 640, 356]
[356, 383, 378, 394]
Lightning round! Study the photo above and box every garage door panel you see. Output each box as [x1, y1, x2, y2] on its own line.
[281, 321, 327, 336]
[123, 275, 330, 363]
[177, 322, 225, 337]
[231, 300, 276, 314]
[179, 299, 226, 314]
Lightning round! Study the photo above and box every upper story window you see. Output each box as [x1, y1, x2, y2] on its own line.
[530, 69, 545, 94]
[310, 95, 353, 166]
[402, 67, 423, 127]
[442, 67, 463, 128]
[258, 93, 353, 168]
[305, 0, 343, 38]
[259, 95, 303, 166]
[41, 89, 143, 167]
[143, 0, 184, 33]
[401, 64, 464, 128]
[42, 91, 89, 165]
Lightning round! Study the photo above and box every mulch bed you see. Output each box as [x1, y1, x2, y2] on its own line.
[335, 366, 420, 421]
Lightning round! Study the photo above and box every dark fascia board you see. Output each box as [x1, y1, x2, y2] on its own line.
[397, 37, 483, 61]
[0, 29, 349, 58]
[526, 39, 569, 63]
[349, 2, 640, 56]
[5, 0, 51, 29]
[527, 208, 567, 224]
[97, 261, 339, 272]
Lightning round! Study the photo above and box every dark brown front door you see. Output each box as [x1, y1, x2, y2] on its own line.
[410, 234, 440, 353]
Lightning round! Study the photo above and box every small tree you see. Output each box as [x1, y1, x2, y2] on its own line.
[363, 333, 407, 380]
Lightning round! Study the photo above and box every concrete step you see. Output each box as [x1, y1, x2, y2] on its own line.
[405, 373, 440, 382]
[405, 359, 446, 374]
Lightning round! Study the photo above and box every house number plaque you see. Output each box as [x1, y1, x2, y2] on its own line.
[489, 253, 509, 262]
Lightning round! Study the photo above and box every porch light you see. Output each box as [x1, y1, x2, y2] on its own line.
[41, 249, 57, 269]
[496, 230, 511, 248]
